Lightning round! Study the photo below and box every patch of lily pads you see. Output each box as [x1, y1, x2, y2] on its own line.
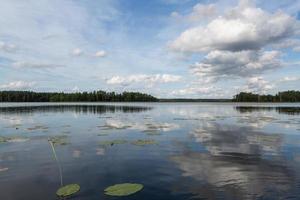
[48, 135, 69, 146]
[56, 184, 80, 198]
[0, 136, 29, 143]
[27, 125, 49, 131]
[131, 139, 157, 146]
[104, 183, 143, 196]
[99, 139, 127, 146]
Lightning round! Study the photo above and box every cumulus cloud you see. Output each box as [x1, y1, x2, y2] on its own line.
[279, 76, 300, 82]
[0, 41, 17, 53]
[12, 61, 63, 69]
[167, 0, 300, 90]
[191, 50, 282, 80]
[172, 86, 217, 96]
[244, 76, 274, 93]
[95, 50, 107, 57]
[106, 74, 182, 86]
[0, 81, 36, 90]
[170, 1, 299, 53]
[171, 4, 217, 23]
[72, 48, 83, 56]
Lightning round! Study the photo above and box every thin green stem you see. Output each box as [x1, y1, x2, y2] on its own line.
[49, 139, 63, 186]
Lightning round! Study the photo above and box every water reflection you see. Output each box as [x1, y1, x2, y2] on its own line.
[171, 152, 293, 199]
[0, 103, 299, 200]
[171, 122, 296, 199]
[0, 105, 152, 114]
[235, 106, 300, 115]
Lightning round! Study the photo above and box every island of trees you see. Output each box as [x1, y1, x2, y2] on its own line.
[0, 91, 158, 102]
[0, 90, 299, 102]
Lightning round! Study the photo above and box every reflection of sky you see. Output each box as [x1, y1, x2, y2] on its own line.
[0, 103, 300, 199]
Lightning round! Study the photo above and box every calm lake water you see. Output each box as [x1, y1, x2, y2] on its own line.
[0, 102, 300, 200]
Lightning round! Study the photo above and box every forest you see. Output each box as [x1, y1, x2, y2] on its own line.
[0, 90, 299, 102]
[233, 90, 300, 102]
[0, 91, 158, 102]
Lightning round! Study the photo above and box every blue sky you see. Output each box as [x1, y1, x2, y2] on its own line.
[0, 0, 299, 98]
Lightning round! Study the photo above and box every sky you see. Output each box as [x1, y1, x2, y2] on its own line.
[0, 0, 299, 98]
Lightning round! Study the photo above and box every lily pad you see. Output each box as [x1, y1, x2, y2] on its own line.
[0, 136, 29, 143]
[99, 139, 127, 146]
[104, 183, 143, 196]
[132, 139, 157, 146]
[56, 184, 80, 197]
[48, 135, 68, 146]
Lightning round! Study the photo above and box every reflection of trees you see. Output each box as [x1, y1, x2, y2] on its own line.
[171, 123, 294, 199]
[235, 106, 300, 115]
[0, 105, 152, 115]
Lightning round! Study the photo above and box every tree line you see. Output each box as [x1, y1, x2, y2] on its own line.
[0, 91, 158, 102]
[233, 90, 300, 102]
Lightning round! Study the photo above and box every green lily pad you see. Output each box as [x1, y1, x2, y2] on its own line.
[104, 183, 143, 196]
[99, 139, 127, 146]
[132, 139, 157, 146]
[48, 135, 68, 146]
[0, 136, 29, 143]
[56, 184, 80, 197]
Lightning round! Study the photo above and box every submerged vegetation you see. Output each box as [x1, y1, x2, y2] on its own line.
[0, 91, 158, 102]
[104, 183, 143, 196]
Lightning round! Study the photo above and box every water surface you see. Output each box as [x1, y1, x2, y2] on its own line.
[0, 103, 300, 200]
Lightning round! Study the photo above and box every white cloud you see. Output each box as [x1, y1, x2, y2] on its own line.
[12, 61, 63, 69]
[0, 41, 17, 53]
[191, 50, 282, 80]
[170, 1, 299, 53]
[171, 4, 217, 23]
[238, 76, 274, 94]
[106, 74, 182, 86]
[72, 48, 83, 56]
[171, 86, 217, 96]
[279, 76, 300, 82]
[95, 50, 107, 57]
[0, 81, 36, 90]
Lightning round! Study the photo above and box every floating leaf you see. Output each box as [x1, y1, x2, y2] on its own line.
[132, 139, 157, 146]
[0, 136, 29, 143]
[99, 139, 127, 146]
[0, 167, 8, 172]
[104, 183, 143, 196]
[48, 135, 68, 146]
[97, 133, 109, 136]
[56, 184, 80, 197]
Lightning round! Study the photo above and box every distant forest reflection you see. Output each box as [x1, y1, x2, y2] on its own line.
[235, 106, 300, 115]
[0, 105, 152, 114]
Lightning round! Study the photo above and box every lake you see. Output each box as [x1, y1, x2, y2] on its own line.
[0, 102, 300, 200]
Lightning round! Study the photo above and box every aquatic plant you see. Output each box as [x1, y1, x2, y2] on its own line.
[0, 136, 29, 143]
[104, 183, 143, 196]
[0, 167, 8, 172]
[27, 125, 49, 131]
[131, 139, 157, 146]
[99, 139, 127, 146]
[56, 184, 80, 197]
[97, 133, 109, 136]
[48, 135, 68, 146]
[49, 138, 80, 198]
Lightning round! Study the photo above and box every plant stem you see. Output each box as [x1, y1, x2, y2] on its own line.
[49, 139, 63, 186]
